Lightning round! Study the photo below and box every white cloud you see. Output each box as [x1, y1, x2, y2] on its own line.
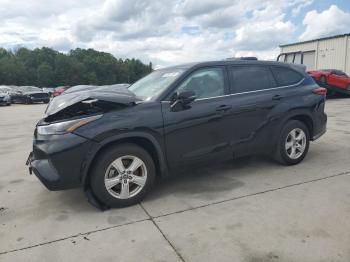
[291, 0, 313, 17]
[0, 0, 329, 66]
[300, 5, 350, 41]
[233, 4, 296, 51]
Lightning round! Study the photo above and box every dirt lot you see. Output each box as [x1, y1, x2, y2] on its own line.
[0, 98, 350, 262]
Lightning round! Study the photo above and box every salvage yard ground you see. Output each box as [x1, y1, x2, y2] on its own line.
[0, 98, 350, 262]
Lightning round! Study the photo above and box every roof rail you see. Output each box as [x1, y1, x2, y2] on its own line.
[226, 57, 258, 61]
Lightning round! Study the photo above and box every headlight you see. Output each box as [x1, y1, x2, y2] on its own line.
[37, 115, 102, 135]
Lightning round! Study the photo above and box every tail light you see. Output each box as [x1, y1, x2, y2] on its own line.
[312, 87, 327, 96]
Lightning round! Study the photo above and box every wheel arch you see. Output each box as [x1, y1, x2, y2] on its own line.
[82, 133, 168, 188]
[288, 114, 314, 138]
[272, 112, 314, 149]
[320, 75, 327, 81]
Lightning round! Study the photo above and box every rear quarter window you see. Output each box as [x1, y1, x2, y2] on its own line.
[271, 67, 303, 86]
[229, 66, 272, 93]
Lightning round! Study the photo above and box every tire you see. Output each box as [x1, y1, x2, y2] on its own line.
[274, 120, 310, 165]
[90, 143, 156, 208]
[44, 99, 50, 104]
[25, 97, 32, 104]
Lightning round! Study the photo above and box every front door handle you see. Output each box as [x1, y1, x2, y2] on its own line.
[216, 105, 232, 112]
[272, 94, 284, 100]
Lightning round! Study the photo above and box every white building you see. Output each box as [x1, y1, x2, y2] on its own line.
[279, 33, 350, 75]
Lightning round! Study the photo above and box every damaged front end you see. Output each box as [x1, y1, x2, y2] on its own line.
[44, 86, 141, 123]
[26, 87, 141, 210]
[36, 87, 140, 135]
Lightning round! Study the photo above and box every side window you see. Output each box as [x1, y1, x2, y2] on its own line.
[334, 70, 346, 77]
[175, 68, 225, 99]
[230, 66, 271, 93]
[271, 67, 303, 86]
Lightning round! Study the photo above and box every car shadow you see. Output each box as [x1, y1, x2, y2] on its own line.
[145, 155, 276, 202]
[327, 93, 350, 100]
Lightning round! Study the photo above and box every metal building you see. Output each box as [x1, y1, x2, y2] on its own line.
[279, 33, 350, 75]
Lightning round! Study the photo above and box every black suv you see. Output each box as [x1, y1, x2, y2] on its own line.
[27, 60, 327, 208]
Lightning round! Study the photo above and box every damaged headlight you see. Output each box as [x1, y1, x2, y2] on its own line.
[37, 115, 102, 135]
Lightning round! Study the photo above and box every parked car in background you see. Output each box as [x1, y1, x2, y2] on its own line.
[307, 69, 350, 95]
[0, 86, 11, 106]
[52, 86, 70, 97]
[27, 60, 327, 209]
[10, 86, 50, 104]
[42, 87, 55, 97]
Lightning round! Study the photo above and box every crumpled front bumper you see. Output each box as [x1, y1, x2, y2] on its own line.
[26, 132, 97, 191]
[27, 152, 64, 190]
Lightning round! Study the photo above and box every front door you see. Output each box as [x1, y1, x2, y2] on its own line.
[162, 67, 233, 168]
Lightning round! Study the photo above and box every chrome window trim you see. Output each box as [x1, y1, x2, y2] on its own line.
[162, 78, 305, 103]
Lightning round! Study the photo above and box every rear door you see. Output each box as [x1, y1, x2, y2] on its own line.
[226, 65, 279, 154]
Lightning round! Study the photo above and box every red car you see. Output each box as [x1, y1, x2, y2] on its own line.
[52, 86, 70, 97]
[307, 69, 350, 95]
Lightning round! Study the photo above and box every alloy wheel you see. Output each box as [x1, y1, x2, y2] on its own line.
[104, 155, 147, 199]
[285, 128, 307, 160]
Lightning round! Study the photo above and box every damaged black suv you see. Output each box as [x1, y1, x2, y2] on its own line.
[27, 60, 327, 209]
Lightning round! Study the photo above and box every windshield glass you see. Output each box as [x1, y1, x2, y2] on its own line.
[128, 69, 184, 100]
[16, 86, 42, 92]
[0, 88, 10, 93]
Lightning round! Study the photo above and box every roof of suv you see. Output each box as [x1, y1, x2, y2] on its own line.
[163, 60, 306, 73]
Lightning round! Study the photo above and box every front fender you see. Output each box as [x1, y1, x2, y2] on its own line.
[80, 131, 168, 186]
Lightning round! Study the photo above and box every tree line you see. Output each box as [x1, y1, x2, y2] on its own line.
[0, 47, 153, 87]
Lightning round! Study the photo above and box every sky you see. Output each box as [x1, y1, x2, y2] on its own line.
[0, 0, 349, 68]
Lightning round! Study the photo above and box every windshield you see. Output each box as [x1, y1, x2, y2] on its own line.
[0, 88, 10, 93]
[128, 69, 184, 100]
[16, 86, 42, 92]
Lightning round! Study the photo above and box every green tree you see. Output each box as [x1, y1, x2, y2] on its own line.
[37, 62, 54, 86]
[0, 47, 153, 87]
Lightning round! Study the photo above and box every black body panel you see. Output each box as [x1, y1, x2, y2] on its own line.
[28, 60, 327, 191]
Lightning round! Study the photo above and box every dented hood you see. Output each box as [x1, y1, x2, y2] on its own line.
[45, 86, 140, 116]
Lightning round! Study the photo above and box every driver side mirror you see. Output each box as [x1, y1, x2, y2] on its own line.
[177, 91, 196, 105]
[170, 91, 196, 111]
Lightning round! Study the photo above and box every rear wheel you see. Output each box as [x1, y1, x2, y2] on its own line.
[90, 143, 156, 208]
[275, 120, 310, 165]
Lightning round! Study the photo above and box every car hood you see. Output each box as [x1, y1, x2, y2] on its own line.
[45, 86, 140, 116]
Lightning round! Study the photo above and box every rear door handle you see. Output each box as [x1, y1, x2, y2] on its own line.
[272, 94, 284, 100]
[216, 105, 232, 112]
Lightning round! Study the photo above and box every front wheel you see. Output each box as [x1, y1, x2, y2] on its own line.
[25, 97, 32, 104]
[275, 120, 310, 165]
[90, 143, 156, 208]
